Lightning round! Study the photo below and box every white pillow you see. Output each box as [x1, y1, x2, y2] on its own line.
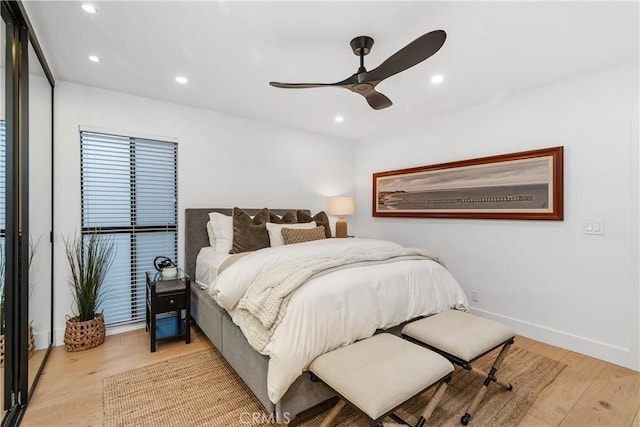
[266, 221, 317, 247]
[208, 212, 233, 253]
[206, 221, 216, 248]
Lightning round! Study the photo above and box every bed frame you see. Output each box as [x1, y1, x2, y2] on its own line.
[185, 208, 335, 421]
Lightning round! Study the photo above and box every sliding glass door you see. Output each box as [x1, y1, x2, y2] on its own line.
[1, 1, 54, 424]
[27, 36, 52, 399]
[0, 10, 6, 420]
[2, 3, 27, 416]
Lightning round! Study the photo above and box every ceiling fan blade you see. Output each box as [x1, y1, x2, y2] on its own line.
[269, 82, 338, 89]
[365, 30, 446, 83]
[364, 90, 393, 110]
[270, 74, 358, 89]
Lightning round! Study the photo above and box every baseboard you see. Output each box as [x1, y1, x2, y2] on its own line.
[469, 307, 638, 371]
[33, 329, 50, 350]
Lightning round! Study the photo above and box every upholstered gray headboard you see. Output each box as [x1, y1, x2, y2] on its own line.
[184, 208, 311, 280]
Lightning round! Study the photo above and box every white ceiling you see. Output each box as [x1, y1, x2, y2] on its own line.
[23, 1, 639, 140]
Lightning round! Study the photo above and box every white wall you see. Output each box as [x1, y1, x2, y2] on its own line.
[352, 62, 639, 370]
[54, 81, 355, 344]
[28, 72, 53, 350]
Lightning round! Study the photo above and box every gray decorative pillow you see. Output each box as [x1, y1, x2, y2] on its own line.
[282, 226, 327, 245]
[269, 211, 298, 224]
[296, 210, 332, 238]
[230, 207, 270, 254]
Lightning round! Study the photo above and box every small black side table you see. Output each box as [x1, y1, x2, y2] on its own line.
[145, 268, 191, 352]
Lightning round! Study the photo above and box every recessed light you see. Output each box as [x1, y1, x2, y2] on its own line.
[82, 4, 97, 14]
[334, 116, 344, 123]
[430, 74, 444, 84]
[175, 76, 188, 84]
[88, 55, 100, 63]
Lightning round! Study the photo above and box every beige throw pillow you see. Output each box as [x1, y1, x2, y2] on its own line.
[281, 226, 327, 245]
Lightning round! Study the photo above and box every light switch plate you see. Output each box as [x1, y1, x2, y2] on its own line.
[584, 218, 604, 235]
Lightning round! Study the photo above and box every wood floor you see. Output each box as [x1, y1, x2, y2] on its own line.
[21, 327, 639, 427]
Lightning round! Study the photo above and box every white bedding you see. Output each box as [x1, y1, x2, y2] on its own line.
[207, 238, 468, 403]
[195, 247, 230, 289]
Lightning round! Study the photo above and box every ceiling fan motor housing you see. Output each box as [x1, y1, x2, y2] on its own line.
[350, 36, 374, 56]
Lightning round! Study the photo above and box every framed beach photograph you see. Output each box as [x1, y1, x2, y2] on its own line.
[372, 146, 563, 220]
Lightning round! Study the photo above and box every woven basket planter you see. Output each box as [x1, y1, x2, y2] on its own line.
[64, 312, 105, 352]
[0, 326, 35, 365]
[28, 324, 35, 359]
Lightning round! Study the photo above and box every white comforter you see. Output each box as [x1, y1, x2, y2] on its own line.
[208, 238, 468, 403]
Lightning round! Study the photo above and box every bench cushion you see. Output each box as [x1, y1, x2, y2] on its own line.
[308, 333, 453, 420]
[402, 310, 514, 363]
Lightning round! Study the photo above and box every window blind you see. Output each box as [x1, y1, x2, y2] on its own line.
[80, 130, 177, 326]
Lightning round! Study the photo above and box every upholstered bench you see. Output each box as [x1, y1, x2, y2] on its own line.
[309, 333, 454, 427]
[402, 310, 515, 425]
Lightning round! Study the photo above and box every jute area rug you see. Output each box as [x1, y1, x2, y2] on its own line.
[104, 345, 565, 427]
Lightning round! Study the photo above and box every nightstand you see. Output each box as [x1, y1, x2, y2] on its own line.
[145, 269, 191, 352]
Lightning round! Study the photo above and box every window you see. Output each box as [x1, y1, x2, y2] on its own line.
[80, 130, 177, 326]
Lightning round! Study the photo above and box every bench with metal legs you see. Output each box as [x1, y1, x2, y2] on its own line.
[402, 310, 515, 425]
[309, 333, 454, 426]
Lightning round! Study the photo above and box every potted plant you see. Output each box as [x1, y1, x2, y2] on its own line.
[27, 236, 40, 359]
[0, 239, 39, 364]
[63, 233, 114, 352]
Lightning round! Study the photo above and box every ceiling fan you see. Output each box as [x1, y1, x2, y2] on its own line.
[269, 30, 446, 110]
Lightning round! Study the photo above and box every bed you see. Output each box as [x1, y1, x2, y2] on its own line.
[185, 208, 468, 421]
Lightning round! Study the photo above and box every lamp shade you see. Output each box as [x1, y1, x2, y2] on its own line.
[327, 196, 355, 216]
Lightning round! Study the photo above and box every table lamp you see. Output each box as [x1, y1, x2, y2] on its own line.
[327, 196, 355, 238]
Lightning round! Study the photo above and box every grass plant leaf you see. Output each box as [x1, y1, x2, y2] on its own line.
[64, 233, 115, 322]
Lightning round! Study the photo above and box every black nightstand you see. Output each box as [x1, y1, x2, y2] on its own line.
[145, 269, 191, 352]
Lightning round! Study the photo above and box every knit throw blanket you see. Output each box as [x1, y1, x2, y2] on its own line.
[237, 247, 443, 352]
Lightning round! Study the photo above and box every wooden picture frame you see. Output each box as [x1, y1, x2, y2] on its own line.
[372, 146, 563, 220]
